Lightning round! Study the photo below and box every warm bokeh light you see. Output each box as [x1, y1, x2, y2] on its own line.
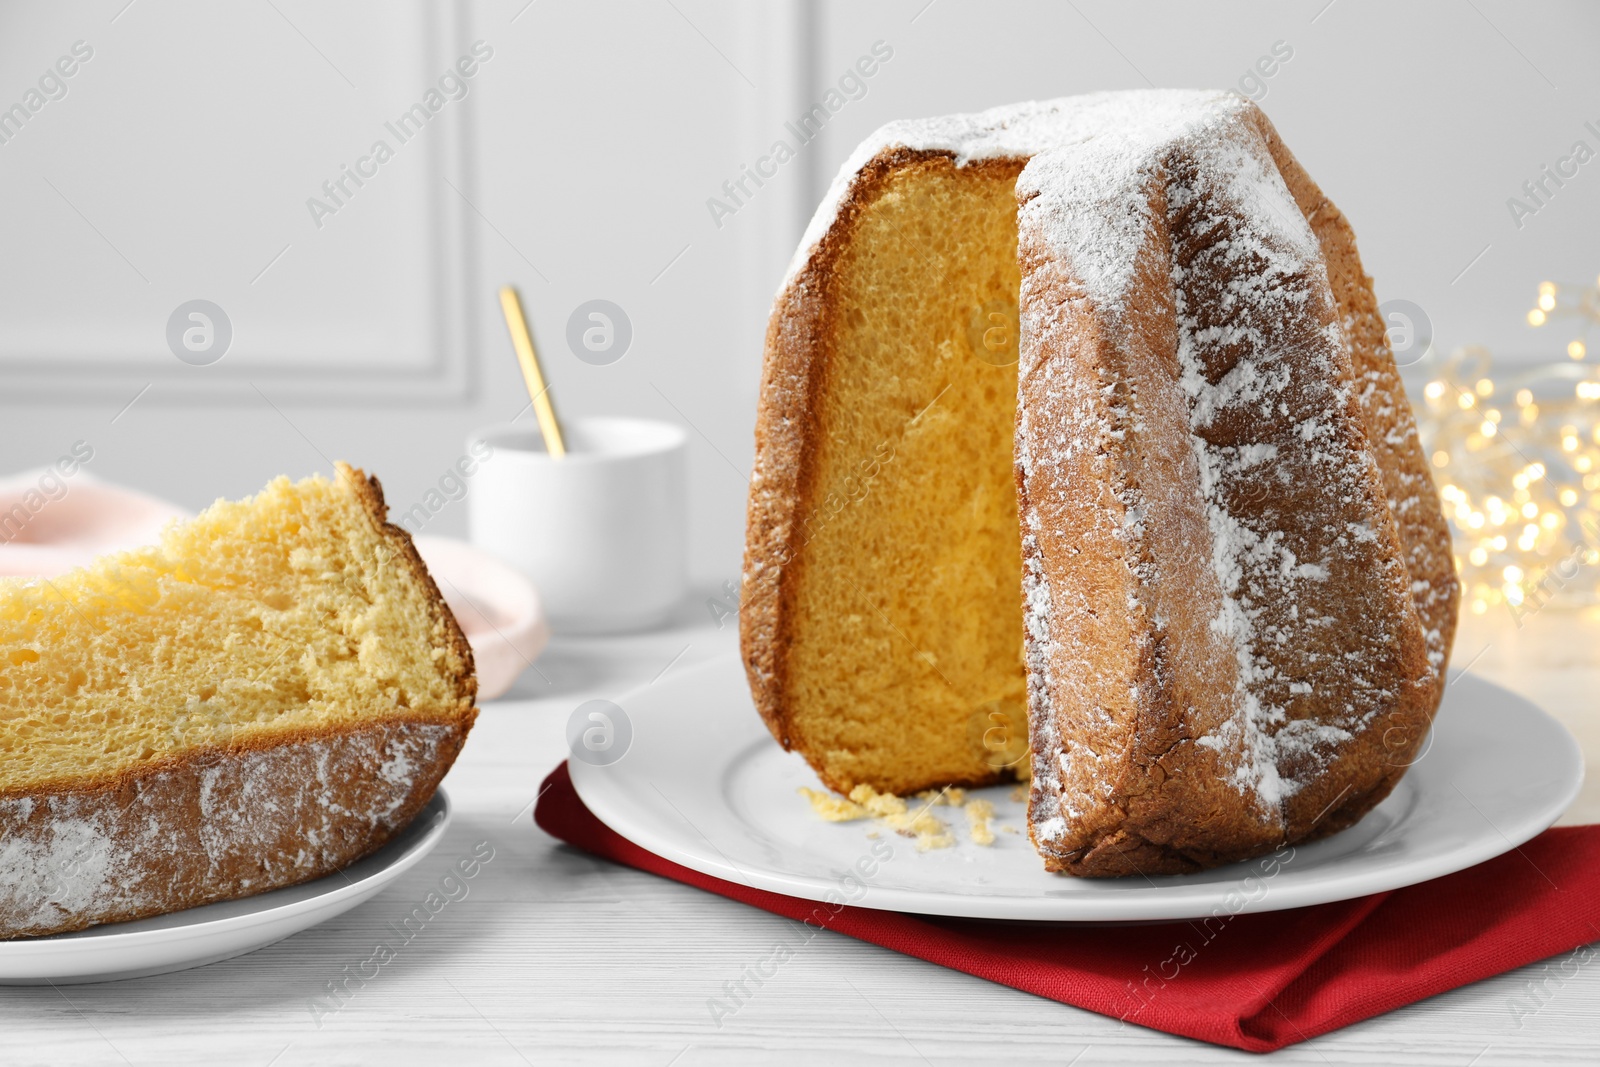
[1418, 352, 1600, 614]
[1528, 278, 1597, 364]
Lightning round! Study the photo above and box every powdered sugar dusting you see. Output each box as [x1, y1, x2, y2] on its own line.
[786, 92, 1233, 291]
[0, 817, 113, 931]
[1016, 438, 1067, 843]
[1015, 90, 1432, 862]
[1165, 117, 1373, 810]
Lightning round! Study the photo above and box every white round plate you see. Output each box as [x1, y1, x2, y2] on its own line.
[570, 655, 1584, 922]
[0, 789, 451, 984]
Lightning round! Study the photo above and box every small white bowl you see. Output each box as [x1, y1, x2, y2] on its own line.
[467, 417, 689, 634]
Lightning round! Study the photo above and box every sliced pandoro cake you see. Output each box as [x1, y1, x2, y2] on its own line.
[0, 462, 475, 936]
[741, 90, 1456, 875]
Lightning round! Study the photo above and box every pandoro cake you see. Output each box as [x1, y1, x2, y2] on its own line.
[740, 90, 1457, 876]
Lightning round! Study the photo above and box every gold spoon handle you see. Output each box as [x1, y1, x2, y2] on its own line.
[498, 285, 566, 459]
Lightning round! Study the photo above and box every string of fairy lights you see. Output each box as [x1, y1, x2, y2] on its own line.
[1415, 275, 1600, 618]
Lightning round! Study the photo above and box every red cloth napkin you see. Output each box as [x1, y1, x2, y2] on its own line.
[534, 761, 1600, 1052]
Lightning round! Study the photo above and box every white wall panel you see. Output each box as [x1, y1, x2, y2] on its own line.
[2, 0, 1596, 592]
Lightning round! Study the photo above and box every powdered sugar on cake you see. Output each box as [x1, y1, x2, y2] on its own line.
[787, 93, 1226, 291]
[1167, 120, 1359, 811]
[1015, 91, 1430, 855]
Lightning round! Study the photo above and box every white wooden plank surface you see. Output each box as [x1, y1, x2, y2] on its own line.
[3, 601, 1598, 1066]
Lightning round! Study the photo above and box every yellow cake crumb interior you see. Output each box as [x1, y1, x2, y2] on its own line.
[0, 465, 466, 793]
[787, 158, 1028, 795]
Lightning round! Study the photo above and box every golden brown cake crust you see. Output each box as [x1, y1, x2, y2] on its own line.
[1247, 105, 1459, 841]
[1016, 97, 1450, 876]
[1247, 112, 1459, 679]
[739, 149, 1023, 791]
[0, 466, 477, 938]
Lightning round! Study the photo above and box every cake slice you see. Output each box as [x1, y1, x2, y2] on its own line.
[742, 91, 1456, 875]
[0, 463, 475, 937]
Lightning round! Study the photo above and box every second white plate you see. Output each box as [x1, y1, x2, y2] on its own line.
[570, 655, 1583, 922]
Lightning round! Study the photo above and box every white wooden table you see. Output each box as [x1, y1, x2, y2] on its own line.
[6, 598, 1598, 1066]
